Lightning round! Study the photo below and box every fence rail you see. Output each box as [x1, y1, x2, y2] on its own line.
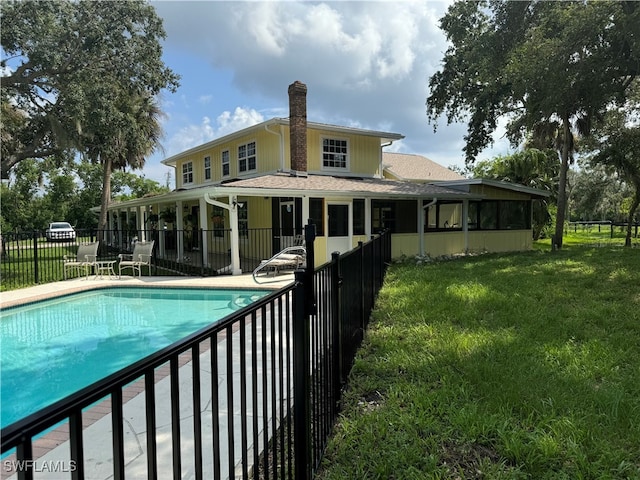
[1, 226, 392, 480]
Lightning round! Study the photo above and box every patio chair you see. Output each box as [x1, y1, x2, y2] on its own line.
[252, 245, 306, 280]
[63, 241, 99, 280]
[118, 240, 155, 277]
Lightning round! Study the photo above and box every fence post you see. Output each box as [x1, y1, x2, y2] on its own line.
[358, 241, 365, 332]
[304, 221, 316, 315]
[293, 269, 311, 480]
[33, 231, 39, 285]
[331, 251, 342, 403]
[199, 228, 205, 276]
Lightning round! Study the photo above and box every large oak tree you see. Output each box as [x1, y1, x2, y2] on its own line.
[427, 0, 639, 248]
[1, 0, 179, 228]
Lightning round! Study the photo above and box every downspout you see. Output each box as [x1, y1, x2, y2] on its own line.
[265, 122, 285, 171]
[204, 193, 242, 275]
[420, 198, 438, 256]
[462, 200, 469, 254]
[379, 141, 393, 178]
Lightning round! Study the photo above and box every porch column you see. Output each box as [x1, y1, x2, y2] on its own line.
[418, 199, 425, 256]
[125, 209, 132, 248]
[199, 196, 209, 267]
[135, 206, 144, 241]
[108, 210, 115, 246]
[116, 209, 123, 249]
[158, 215, 166, 258]
[228, 195, 242, 275]
[302, 196, 310, 226]
[176, 201, 184, 261]
[462, 199, 469, 253]
[203, 193, 241, 275]
[365, 198, 372, 237]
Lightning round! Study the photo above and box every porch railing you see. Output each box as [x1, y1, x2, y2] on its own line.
[1, 227, 392, 479]
[0, 228, 308, 291]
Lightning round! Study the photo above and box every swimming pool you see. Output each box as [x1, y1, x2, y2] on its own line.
[0, 287, 268, 429]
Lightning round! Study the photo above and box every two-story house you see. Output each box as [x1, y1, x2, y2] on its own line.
[103, 81, 548, 275]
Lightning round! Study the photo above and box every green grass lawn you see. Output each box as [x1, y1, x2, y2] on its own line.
[318, 242, 640, 479]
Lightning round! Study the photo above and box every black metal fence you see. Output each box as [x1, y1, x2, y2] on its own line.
[1, 226, 392, 480]
[0, 227, 305, 291]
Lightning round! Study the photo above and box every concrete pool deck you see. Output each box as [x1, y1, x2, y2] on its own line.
[1, 273, 295, 480]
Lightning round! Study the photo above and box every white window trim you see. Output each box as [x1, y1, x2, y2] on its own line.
[321, 136, 350, 172]
[238, 140, 257, 174]
[222, 149, 230, 177]
[182, 161, 194, 185]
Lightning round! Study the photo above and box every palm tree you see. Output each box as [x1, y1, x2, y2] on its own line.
[527, 114, 593, 247]
[592, 125, 640, 247]
[81, 87, 164, 232]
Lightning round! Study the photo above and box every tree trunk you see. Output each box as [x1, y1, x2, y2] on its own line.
[554, 115, 571, 250]
[99, 156, 112, 232]
[625, 190, 639, 247]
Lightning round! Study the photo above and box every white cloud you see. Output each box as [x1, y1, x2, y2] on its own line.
[163, 107, 264, 157]
[147, 0, 509, 183]
[215, 107, 265, 137]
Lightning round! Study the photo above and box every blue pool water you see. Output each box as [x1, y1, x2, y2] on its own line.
[0, 287, 268, 429]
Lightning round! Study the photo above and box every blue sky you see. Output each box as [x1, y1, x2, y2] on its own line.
[144, 1, 512, 186]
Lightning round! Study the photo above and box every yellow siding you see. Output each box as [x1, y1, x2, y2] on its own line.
[386, 230, 533, 260]
[247, 197, 272, 229]
[423, 232, 466, 257]
[174, 130, 282, 188]
[390, 234, 421, 258]
[311, 236, 328, 268]
[302, 128, 381, 176]
[467, 230, 532, 252]
[173, 125, 386, 188]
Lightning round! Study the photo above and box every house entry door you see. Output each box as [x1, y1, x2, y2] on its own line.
[327, 203, 352, 257]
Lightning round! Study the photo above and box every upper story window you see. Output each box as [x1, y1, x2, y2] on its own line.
[322, 138, 348, 170]
[182, 161, 193, 185]
[204, 156, 211, 181]
[238, 141, 256, 173]
[222, 150, 230, 177]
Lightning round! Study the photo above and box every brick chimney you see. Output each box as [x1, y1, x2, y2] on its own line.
[288, 81, 307, 175]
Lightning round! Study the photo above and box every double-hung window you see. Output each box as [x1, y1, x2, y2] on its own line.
[238, 141, 256, 173]
[322, 138, 348, 170]
[204, 156, 211, 181]
[182, 161, 193, 185]
[222, 150, 230, 177]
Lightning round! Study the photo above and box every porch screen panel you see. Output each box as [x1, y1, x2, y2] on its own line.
[395, 200, 417, 233]
[372, 200, 395, 233]
[499, 201, 531, 229]
[438, 202, 462, 229]
[479, 201, 498, 229]
[309, 198, 324, 236]
[468, 202, 479, 230]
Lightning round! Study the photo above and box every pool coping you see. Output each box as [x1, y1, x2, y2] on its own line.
[0, 273, 294, 310]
